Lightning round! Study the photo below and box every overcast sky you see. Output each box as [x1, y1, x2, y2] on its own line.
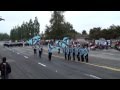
[0, 11, 120, 35]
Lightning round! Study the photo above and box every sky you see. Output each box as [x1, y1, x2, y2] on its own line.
[0, 11, 120, 35]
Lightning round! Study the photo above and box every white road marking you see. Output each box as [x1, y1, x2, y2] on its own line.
[17, 52, 20, 55]
[24, 56, 28, 59]
[84, 74, 102, 79]
[38, 62, 46, 67]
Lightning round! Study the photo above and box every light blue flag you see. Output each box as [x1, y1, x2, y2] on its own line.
[55, 40, 67, 49]
[48, 43, 59, 52]
[27, 35, 41, 45]
[63, 37, 70, 46]
[48, 37, 71, 53]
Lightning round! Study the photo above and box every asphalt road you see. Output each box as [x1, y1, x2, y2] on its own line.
[0, 42, 120, 79]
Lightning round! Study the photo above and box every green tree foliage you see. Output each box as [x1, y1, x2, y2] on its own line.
[0, 33, 10, 41]
[45, 11, 78, 40]
[89, 27, 101, 39]
[45, 25, 51, 39]
[89, 25, 120, 40]
[82, 30, 87, 35]
[34, 17, 40, 36]
[10, 17, 40, 41]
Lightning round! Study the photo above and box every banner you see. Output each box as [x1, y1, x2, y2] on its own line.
[55, 37, 70, 49]
[48, 37, 89, 57]
[27, 35, 41, 45]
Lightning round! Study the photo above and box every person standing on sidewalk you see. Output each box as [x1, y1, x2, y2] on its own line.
[0, 57, 11, 79]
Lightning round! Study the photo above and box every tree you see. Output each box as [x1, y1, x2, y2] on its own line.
[82, 30, 87, 35]
[33, 17, 40, 36]
[89, 27, 101, 39]
[50, 11, 65, 39]
[0, 33, 10, 41]
[10, 17, 40, 41]
[101, 29, 108, 39]
[45, 11, 78, 40]
[25, 22, 29, 40]
[45, 25, 51, 39]
[28, 19, 34, 38]
[88, 24, 120, 40]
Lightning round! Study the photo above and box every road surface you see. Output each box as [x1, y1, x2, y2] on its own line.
[0, 42, 120, 79]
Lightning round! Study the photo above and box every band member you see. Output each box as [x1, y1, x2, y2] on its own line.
[48, 43, 53, 61]
[33, 45, 37, 55]
[64, 46, 67, 60]
[80, 45, 86, 62]
[72, 46, 76, 61]
[58, 48, 60, 54]
[39, 46, 42, 58]
[84, 46, 89, 62]
[77, 45, 80, 61]
[68, 46, 72, 61]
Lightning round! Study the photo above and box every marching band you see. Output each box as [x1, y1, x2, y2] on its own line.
[48, 37, 89, 62]
[29, 35, 89, 62]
